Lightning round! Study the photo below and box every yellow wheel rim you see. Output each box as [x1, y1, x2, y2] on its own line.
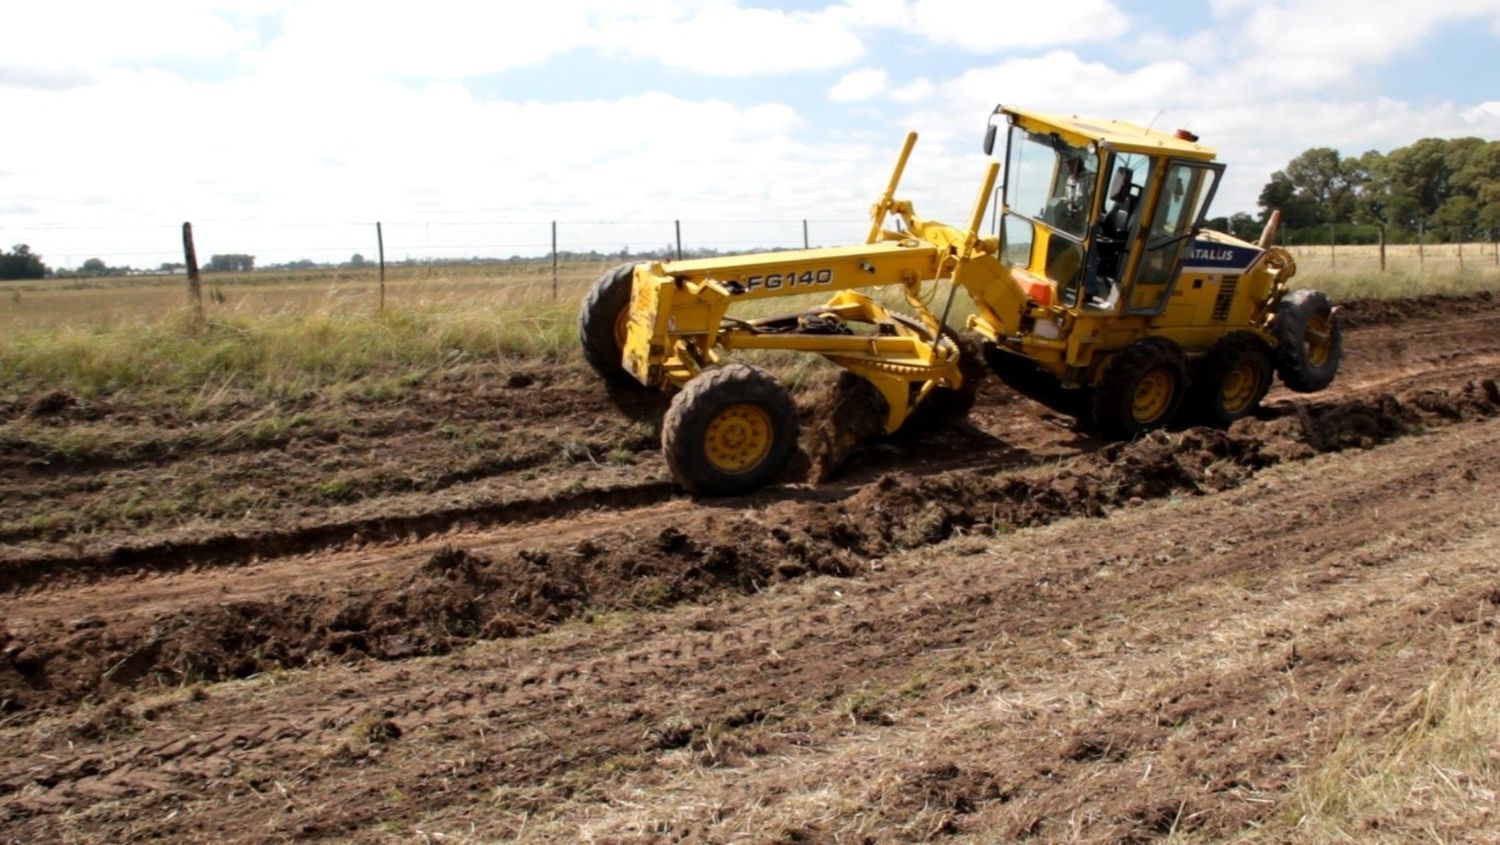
[1305, 313, 1332, 367]
[1219, 360, 1258, 415]
[613, 308, 631, 350]
[703, 403, 773, 474]
[1131, 369, 1174, 424]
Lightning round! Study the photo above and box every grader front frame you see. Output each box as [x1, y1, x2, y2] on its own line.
[578, 105, 1343, 495]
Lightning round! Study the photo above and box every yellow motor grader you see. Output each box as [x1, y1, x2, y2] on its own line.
[578, 105, 1342, 495]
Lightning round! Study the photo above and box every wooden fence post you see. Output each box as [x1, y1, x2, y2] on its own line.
[376, 221, 386, 313]
[675, 220, 682, 261]
[1378, 224, 1386, 272]
[182, 222, 203, 322]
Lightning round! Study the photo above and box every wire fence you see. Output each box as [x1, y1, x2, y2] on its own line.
[5, 218, 874, 274]
[13, 217, 1499, 277]
[1285, 240, 1500, 274]
[4, 218, 1497, 331]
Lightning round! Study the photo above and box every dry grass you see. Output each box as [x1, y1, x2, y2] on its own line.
[1289, 241, 1500, 300]
[0, 260, 611, 331]
[1212, 650, 1500, 844]
[3, 248, 1498, 402]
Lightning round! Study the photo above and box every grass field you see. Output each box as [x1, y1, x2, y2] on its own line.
[2, 247, 1498, 403]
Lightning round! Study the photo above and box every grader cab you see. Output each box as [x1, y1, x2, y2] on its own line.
[578, 105, 1343, 495]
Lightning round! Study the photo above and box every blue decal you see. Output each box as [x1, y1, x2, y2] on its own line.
[1183, 240, 1260, 271]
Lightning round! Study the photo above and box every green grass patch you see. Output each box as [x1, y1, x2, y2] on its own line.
[0, 303, 577, 400]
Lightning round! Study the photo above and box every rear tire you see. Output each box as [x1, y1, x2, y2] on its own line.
[578, 263, 642, 387]
[1273, 289, 1342, 393]
[1191, 332, 1273, 425]
[1092, 337, 1188, 439]
[662, 364, 799, 496]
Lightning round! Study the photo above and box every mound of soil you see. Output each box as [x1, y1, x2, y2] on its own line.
[1337, 290, 1494, 328]
[0, 518, 860, 712]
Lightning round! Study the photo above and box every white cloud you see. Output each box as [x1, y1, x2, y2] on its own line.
[3, 2, 256, 75]
[1462, 101, 1500, 123]
[249, 1, 599, 78]
[1210, 0, 1500, 89]
[0, 64, 868, 266]
[602, 3, 866, 76]
[830, 68, 888, 102]
[908, 0, 1129, 50]
[6, 1, 872, 83]
[889, 77, 934, 103]
[942, 51, 1195, 123]
[5, 0, 1500, 270]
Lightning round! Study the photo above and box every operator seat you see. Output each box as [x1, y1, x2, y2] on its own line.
[1089, 166, 1137, 307]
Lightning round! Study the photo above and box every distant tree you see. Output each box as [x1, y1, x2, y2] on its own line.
[159, 262, 185, 273]
[207, 253, 255, 272]
[1435, 195, 1478, 242]
[0, 244, 48, 280]
[1261, 147, 1363, 227]
[1228, 212, 1259, 240]
[1257, 171, 1319, 228]
[1384, 138, 1455, 223]
[81, 257, 108, 275]
[349, 253, 367, 267]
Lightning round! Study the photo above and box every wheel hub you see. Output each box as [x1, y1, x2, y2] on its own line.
[613, 308, 631, 350]
[1132, 369, 1174, 424]
[704, 404, 773, 473]
[1305, 313, 1332, 367]
[1219, 360, 1257, 414]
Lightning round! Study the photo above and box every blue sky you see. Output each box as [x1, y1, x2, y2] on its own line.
[3, 0, 1499, 269]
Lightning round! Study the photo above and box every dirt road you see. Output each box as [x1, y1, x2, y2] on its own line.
[3, 293, 1499, 843]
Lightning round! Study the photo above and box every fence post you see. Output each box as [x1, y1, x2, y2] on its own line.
[376, 221, 386, 313]
[675, 220, 682, 261]
[551, 220, 558, 301]
[803, 219, 809, 250]
[1378, 224, 1386, 272]
[182, 222, 204, 322]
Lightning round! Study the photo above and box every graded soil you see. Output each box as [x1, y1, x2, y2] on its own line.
[3, 292, 1500, 843]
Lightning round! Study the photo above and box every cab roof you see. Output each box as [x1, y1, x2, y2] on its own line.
[1002, 106, 1217, 161]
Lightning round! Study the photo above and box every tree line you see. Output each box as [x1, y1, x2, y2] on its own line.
[0, 247, 260, 280]
[1253, 136, 1499, 246]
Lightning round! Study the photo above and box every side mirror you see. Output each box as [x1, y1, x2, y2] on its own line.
[983, 124, 997, 157]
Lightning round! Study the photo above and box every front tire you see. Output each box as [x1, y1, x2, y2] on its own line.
[662, 364, 799, 496]
[578, 263, 641, 387]
[1191, 332, 1273, 425]
[1273, 289, 1342, 393]
[1092, 337, 1188, 439]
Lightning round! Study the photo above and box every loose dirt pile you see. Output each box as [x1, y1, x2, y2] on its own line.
[1336, 289, 1494, 328]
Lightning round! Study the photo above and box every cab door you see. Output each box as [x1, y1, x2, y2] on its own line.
[1123, 159, 1224, 315]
